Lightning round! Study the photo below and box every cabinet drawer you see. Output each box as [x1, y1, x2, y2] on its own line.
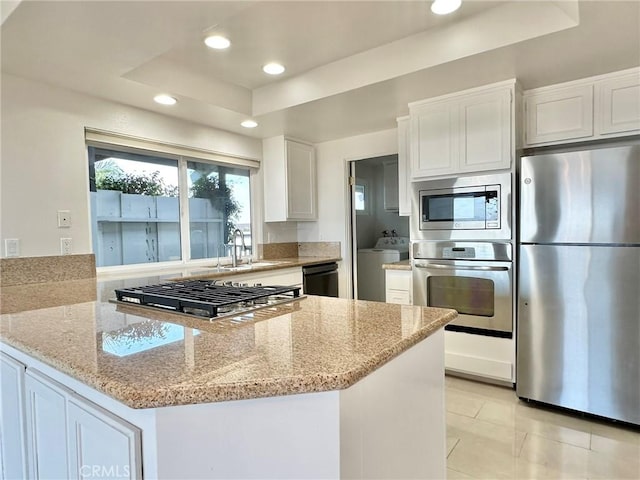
[386, 290, 411, 305]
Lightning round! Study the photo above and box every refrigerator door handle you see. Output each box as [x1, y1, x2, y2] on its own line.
[414, 262, 509, 272]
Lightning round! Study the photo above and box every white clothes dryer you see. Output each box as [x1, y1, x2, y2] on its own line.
[357, 237, 409, 302]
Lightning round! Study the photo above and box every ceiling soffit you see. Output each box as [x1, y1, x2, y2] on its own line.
[252, 1, 580, 116]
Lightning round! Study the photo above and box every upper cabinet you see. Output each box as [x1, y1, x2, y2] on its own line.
[409, 80, 517, 180]
[599, 70, 640, 135]
[523, 68, 640, 147]
[396, 116, 411, 216]
[382, 159, 399, 212]
[263, 136, 317, 222]
[524, 84, 593, 145]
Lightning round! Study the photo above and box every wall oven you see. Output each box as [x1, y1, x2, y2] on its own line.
[411, 172, 512, 241]
[412, 241, 513, 337]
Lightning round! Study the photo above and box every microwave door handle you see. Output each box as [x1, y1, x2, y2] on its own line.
[414, 262, 509, 272]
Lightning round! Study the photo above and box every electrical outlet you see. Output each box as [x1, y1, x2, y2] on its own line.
[57, 210, 71, 228]
[60, 237, 72, 255]
[5, 238, 20, 257]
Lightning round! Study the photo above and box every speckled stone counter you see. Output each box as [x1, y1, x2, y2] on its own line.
[0, 275, 455, 409]
[382, 259, 412, 271]
[164, 255, 341, 281]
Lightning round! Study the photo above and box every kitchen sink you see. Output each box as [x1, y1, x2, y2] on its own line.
[208, 261, 280, 272]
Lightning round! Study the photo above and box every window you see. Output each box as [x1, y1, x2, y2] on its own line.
[354, 178, 370, 215]
[88, 143, 253, 268]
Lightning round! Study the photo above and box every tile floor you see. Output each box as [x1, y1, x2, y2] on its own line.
[445, 375, 640, 479]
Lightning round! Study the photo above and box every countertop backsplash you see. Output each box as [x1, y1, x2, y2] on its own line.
[0, 254, 97, 287]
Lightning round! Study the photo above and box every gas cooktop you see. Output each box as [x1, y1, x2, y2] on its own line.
[112, 280, 303, 321]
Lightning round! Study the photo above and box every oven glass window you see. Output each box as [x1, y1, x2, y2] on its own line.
[423, 193, 487, 222]
[427, 277, 494, 317]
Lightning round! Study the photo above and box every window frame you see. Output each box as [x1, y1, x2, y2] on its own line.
[86, 129, 258, 274]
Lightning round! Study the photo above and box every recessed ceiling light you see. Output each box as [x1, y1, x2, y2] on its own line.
[204, 35, 231, 50]
[263, 63, 285, 75]
[431, 0, 462, 15]
[153, 94, 177, 106]
[241, 120, 258, 128]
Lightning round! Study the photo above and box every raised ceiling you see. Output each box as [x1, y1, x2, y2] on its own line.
[2, 1, 639, 143]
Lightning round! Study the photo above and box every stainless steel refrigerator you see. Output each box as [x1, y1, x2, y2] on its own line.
[517, 142, 640, 426]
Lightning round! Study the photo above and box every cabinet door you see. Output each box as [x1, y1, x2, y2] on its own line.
[524, 84, 594, 145]
[67, 396, 141, 480]
[0, 353, 28, 479]
[410, 102, 457, 179]
[599, 72, 640, 135]
[25, 370, 70, 480]
[383, 160, 399, 211]
[459, 89, 512, 172]
[285, 140, 317, 220]
[396, 117, 411, 216]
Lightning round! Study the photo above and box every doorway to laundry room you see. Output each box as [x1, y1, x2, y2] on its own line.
[349, 154, 409, 301]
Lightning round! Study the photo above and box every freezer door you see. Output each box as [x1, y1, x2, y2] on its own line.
[520, 145, 640, 244]
[517, 244, 640, 425]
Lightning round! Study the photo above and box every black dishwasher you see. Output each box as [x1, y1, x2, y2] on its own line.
[302, 262, 338, 297]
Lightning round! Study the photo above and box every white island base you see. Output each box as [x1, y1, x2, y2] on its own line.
[2, 329, 445, 479]
[143, 329, 446, 479]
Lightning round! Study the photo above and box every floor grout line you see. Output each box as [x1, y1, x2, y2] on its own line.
[447, 437, 461, 459]
[445, 381, 640, 480]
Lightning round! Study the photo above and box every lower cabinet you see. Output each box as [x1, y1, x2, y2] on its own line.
[0, 353, 28, 480]
[1, 355, 141, 480]
[67, 396, 141, 480]
[25, 370, 70, 479]
[385, 269, 412, 305]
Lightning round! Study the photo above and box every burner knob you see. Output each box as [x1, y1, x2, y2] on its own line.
[254, 283, 262, 287]
[224, 281, 233, 286]
[239, 283, 248, 287]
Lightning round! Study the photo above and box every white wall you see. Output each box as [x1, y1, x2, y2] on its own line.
[299, 129, 398, 298]
[0, 74, 261, 258]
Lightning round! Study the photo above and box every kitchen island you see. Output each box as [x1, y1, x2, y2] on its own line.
[0, 275, 456, 479]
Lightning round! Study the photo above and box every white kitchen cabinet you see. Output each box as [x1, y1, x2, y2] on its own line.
[263, 136, 317, 222]
[25, 369, 71, 479]
[0, 353, 28, 480]
[524, 84, 594, 145]
[385, 269, 412, 305]
[382, 159, 399, 211]
[599, 71, 640, 135]
[458, 88, 512, 173]
[67, 396, 141, 480]
[409, 80, 515, 180]
[20, 368, 141, 480]
[410, 100, 456, 178]
[523, 67, 640, 147]
[396, 116, 411, 216]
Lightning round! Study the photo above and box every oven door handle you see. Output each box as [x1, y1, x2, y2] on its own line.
[414, 262, 509, 272]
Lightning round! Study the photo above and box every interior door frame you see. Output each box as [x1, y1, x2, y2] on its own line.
[346, 160, 358, 299]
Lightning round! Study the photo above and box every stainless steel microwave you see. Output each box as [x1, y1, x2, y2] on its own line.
[411, 172, 512, 241]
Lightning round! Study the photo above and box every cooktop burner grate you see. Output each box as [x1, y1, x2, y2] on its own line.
[114, 280, 302, 319]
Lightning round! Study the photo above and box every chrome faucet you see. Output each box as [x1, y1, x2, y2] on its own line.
[231, 228, 245, 267]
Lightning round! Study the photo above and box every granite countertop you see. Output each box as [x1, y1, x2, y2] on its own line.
[165, 256, 341, 281]
[0, 274, 455, 409]
[382, 259, 412, 271]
